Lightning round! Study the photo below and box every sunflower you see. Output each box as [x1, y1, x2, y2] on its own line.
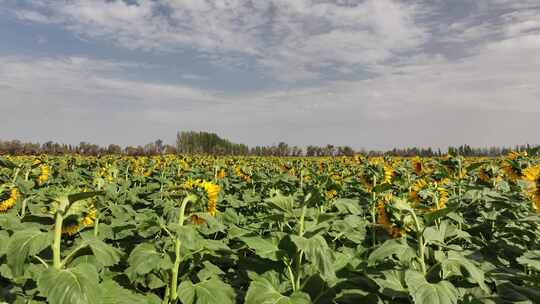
[182, 179, 220, 216]
[37, 164, 50, 186]
[217, 168, 226, 179]
[61, 207, 97, 236]
[376, 194, 408, 238]
[507, 151, 527, 160]
[457, 168, 467, 179]
[412, 157, 423, 175]
[502, 151, 528, 180]
[200, 181, 220, 216]
[61, 223, 80, 236]
[521, 164, 540, 212]
[410, 179, 428, 202]
[410, 179, 448, 210]
[383, 164, 394, 184]
[181, 178, 201, 190]
[235, 166, 251, 182]
[325, 189, 337, 200]
[436, 187, 449, 209]
[522, 164, 540, 182]
[80, 208, 97, 226]
[0, 187, 19, 212]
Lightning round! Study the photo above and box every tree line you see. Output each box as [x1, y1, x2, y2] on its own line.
[0, 132, 538, 157]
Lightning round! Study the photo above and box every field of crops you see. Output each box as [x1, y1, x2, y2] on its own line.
[0, 153, 539, 304]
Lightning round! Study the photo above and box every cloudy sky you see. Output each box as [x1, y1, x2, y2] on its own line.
[0, 0, 538, 150]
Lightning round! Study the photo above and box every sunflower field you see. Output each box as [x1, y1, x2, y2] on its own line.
[0, 152, 539, 304]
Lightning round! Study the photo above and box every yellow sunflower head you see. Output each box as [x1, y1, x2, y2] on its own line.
[376, 195, 413, 238]
[0, 186, 19, 212]
[412, 157, 423, 175]
[37, 164, 50, 186]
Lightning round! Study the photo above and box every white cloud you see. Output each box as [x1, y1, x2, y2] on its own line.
[1, 1, 539, 148]
[0, 56, 218, 110]
[6, 0, 429, 81]
[181, 73, 209, 81]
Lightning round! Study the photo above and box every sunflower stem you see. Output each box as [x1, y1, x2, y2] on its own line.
[408, 210, 426, 275]
[286, 262, 296, 292]
[170, 194, 198, 302]
[295, 205, 307, 289]
[11, 167, 20, 183]
[371, 176, 378, 245]
[94, 214, 100, 237]
[52, 212, 64, 269]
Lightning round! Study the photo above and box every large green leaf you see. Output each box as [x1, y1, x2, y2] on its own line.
[197, 261, 225, 281]
[177, 277, 235, 304]
[405, 270, 458, 304]
[423, 208, 455, 226]
[80, 234, 122, 267]
[125, 243, 165, 281]
[6, 229, 51, 277]
[373, 270, 408, 299]
[173, 225, 204, 251]
[0, 230, 9, 257]
[333, 199, 362, 215]
[99, 279, 160, 304]
[245, 276, 311, 304]
[0, 158, 17, 168]
[240, 235, 283, 261]
[290, 235, 335, 280]
[264, 192, 295, 216]
[423, 226, 445, 245]
[37, 263, 99, 304]
[517, 250, 540, 272]
[497, 281, 540, 303]
[368, 239, 409, 266]
[439, 252, 489, 293]
[67, 191, 104, 204]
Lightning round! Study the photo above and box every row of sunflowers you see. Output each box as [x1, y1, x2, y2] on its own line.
[0, 152, 539, 304]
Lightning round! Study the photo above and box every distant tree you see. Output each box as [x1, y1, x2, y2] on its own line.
[107, 144, 122, 154]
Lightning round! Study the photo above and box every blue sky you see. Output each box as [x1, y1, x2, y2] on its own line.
[0, 0, 539, 149]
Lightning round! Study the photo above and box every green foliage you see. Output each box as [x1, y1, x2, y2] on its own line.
[37, 263, 100, 304]
[0, 154, 539, 303]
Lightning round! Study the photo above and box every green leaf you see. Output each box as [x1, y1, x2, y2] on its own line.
[173, 225, 204, 251]
[37, 263, 99, 304]
[240, 236, 283, 261]
[517, 250, 540, 272]
[423, 226, 444, 245]
[0, 158, 17, 168]
[373, 184, 393, 193]
[125, 243, 164, 281]
[497, 282, 540, 303]
[177, 277, 235, 304]
[197, 261, 225, 281]
[334, 199, 362, 215]
[373, 270, 408, 299]
[80, 234, 122, 267]
[290, 235, 335, 280]
[264, 192, 295, 216]
[68, 191, 104, 204]
[6, 229, 51, 277]
[405, 270, 458, 304]
[422, 208, 455, 225]
[245, 276, 311, 304]
[440, 252, 489, 293]
[0, 230, 9, 257]
[99, 279, 157, 304]
[368, 239, 409, 266]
